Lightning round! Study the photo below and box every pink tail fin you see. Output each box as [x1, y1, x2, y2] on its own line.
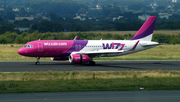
[130, 16, 156, 41]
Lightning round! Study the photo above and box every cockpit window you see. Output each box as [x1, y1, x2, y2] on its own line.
[23, 45, 33, 48]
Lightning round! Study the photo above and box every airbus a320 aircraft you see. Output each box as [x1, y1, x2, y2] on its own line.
[18, 16, 159, 65]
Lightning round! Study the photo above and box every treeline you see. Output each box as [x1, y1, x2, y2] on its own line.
[2, 14, 180, 34]
[0, 31, 180, 44]
[29, 20, 180, 33]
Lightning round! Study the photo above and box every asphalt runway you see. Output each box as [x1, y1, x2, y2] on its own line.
[0, 61, 180, 72]
[1, 90, 180, 102]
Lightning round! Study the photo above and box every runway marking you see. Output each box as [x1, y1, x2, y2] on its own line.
[1, 95, 180, 101]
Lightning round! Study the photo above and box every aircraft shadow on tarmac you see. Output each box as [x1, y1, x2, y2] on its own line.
[25, 61, 180, 71]
[152, 62, 179, 66]
[27, 62, 144, 70]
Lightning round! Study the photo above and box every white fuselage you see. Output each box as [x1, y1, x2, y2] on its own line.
[78, 40, 158, 57]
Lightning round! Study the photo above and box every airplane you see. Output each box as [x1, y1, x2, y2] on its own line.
[18, 16, 159, 65]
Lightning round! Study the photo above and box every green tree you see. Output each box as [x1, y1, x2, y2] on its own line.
[38, 20, 53, 32]
[173, 3, 180, 11]
[128, 3, 145, 11]
[38, 20, 64, 33]
[77, 8, 87, 14]
[102, 5, 121, 17]
[31, 24, 38, 31]
[14, 19, 30, 27]
[0, 35, 7, 44]
[5, 32, 18, 43]
[160, 0, 168, 6]
[51, 22, 64, 32]
[7, 12, 15, 20]
[15, 36, 23, 44]
[0, 23, 16, 34]
[156, 6, 166, 11]
[49, 12, 57, 20]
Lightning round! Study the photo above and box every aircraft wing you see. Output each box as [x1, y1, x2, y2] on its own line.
[82, 49, 125, 55]
[71, 49, 126, 56]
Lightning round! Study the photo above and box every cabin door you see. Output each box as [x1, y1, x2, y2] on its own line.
[38, 42, 43, 51]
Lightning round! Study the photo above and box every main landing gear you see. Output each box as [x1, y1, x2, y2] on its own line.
[89, 61, 95, 66]
[35, 57, 40, 65]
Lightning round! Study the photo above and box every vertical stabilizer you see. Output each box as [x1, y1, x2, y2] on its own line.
[130, 16, 156, 41]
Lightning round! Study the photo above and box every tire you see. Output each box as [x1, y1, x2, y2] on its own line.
[35, 62, 40, 65]
[89, 61, 95, 66]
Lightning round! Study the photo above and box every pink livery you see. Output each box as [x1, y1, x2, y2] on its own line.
[18, 16, 159, 65]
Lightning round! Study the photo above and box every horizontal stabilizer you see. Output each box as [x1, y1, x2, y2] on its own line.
[141, 42, 159, 47]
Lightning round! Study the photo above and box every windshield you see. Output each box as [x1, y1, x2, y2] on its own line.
[23, 45, 33, 48]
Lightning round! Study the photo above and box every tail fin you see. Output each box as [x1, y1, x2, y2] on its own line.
[130, 16, 156, 41]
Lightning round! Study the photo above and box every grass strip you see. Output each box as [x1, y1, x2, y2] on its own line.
[94, 58, 180, 60]
[0, 70, 180, 93]
[0, 77, 180, 93]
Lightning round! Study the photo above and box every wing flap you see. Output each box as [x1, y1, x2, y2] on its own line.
[72, 49, 125, 55]
[85, 49, 125, 55]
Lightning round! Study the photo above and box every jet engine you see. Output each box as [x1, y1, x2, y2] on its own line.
[51, 57, 68, 61]
[69, 54, 90, 63]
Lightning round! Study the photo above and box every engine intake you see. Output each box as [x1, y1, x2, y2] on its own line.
[69, 54, 90, 63]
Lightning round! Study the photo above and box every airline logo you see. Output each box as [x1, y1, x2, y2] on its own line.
[44, 42, 67, 46]
[102, 42, 125, 50]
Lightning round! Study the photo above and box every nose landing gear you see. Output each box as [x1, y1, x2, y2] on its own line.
[35, 57, 40, 65]
[89, 61, 95, 66]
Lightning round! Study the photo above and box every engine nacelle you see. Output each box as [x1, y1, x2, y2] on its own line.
[51, 57, 68, 61]
[69, 54, 90, 63]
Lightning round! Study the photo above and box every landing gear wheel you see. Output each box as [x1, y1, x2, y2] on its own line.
[35, 57, 40, 65]
[35, 61, 40, 65]
[89, 61, 95, 66]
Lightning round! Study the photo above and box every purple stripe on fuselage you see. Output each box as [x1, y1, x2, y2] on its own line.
[130, 20, 156, 40]
[59, 40, 88, 57]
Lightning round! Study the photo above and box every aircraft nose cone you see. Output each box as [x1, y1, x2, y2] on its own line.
[18, 48, 23, 55]
[18, 48, 26, 55]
